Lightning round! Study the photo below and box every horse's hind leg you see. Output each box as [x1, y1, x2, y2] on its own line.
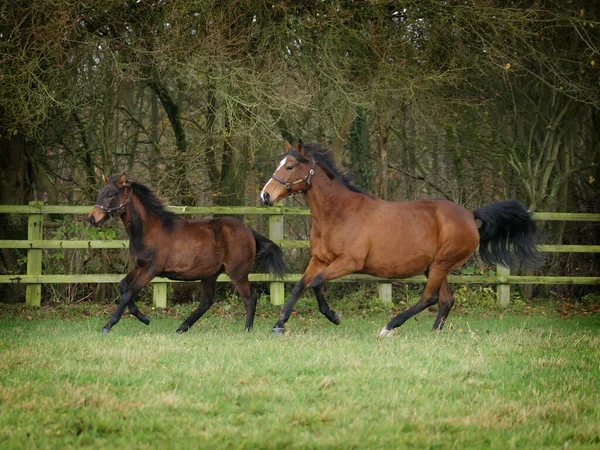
[432, 278, 454, 331]
[379, 267, 447, 336]
[176, 276, 217, 334]
[233, 276, 256, 332]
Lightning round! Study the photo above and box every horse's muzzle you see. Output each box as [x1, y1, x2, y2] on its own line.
[260, 192, 273, 207]
[88, 213, 107, 227]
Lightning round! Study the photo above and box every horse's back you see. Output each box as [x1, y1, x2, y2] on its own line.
[182, 216, 255, 253]
[361, 198, 479, 277]
[157, 217, 255, 280]
[209, 217, 256, 279]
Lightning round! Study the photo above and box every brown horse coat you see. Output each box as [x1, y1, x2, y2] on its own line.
[261, 142, 540, 335]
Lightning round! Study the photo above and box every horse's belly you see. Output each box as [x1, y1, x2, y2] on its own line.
[160, 249, 223, 281]
[362, 253, 432, 279]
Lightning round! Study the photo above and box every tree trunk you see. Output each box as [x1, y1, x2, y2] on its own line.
[378, 114, 389, 200]
[0, 133, 30, 301]
[331, 106, 355, 163]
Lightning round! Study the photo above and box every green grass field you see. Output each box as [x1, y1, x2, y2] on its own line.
[0, 300, 598, 449]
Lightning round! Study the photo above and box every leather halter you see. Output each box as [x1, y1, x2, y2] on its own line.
[95, 186, 133, 216]
[270, 154, 316, 194]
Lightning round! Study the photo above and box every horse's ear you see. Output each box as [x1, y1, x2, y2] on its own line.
[296, 139, 305, 155]
[95, 166, 109, 184]
[284, 141, 292, 152]
[116, 173, 128, 188]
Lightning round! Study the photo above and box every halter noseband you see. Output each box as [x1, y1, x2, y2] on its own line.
[270, 155, 316, 195]
[95, 186, 133, 216]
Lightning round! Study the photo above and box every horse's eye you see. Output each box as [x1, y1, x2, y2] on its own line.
[286, 166, 294, 170]
[109, 193, 117, 198]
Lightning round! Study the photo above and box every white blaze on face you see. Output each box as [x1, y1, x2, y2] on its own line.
[260, 157, 288, 203]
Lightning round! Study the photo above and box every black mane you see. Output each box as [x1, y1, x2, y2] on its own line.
[130, 181, 180, 224]
[298, 143, 374, 197]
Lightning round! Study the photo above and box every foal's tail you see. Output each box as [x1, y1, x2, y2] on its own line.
[473, 200, 543, 268]
[250, 229, 287, 278]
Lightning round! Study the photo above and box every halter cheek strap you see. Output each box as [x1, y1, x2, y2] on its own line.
[95, 187, 133, 217]
[270, 156, 316, 194]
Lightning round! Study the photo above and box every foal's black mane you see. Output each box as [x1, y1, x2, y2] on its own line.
[296, 143, 374, 197]
[130, 181, 180, 224]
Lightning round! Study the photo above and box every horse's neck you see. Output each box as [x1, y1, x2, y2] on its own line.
[304, 169, 352, 225]
[120, 197, 155, 249]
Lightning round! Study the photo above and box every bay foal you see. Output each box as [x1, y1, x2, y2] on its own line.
[89, 174, 286, 334]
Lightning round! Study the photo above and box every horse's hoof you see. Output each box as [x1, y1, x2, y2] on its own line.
[378, 327, 393, 338]
[101, 326, 110, 334]
[332, 312, 341, 325]
[176, 328, 185, 335]
[140, 315, 150, 325]
[272, 327, 286, 335]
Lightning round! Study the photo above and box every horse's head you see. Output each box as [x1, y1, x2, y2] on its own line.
[260, 141, 316, 206]
[88, 173, 133, 226]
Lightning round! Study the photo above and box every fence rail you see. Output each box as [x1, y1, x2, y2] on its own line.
[1, 202, 599, 307]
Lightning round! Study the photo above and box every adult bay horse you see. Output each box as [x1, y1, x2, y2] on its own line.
[88, 174, 286, 334]
[260, 141, 541, 336]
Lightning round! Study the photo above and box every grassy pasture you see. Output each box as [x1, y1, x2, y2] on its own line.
[0, 301, 598, 449]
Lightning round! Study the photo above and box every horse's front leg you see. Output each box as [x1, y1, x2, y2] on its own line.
[119, 266, 150, 325]
[103, 266, 156, 334]
[273, 257, 327, 333]
[312, 283, 341, 325]
[308, 256, 363, 325]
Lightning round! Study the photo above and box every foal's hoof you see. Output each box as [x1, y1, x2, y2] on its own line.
[272, 327, 286, 335]
[140, 315, 151, 325]
[332, 312, 341, 326]
[101, 326, 110, 334]
[176, 327, 188, 335]
[378, 327, 393, 338]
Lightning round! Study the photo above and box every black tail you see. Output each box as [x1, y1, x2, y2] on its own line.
[251, 229, 287, 278]
[473, 200, 543, 268]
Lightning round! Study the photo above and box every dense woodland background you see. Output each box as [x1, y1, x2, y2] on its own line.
[1, 1, 599, 303]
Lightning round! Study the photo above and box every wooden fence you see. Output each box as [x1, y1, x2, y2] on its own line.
[1, 202, 599, 307]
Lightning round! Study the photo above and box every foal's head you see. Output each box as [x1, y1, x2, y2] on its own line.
[88, 174, 132, 226]
[260, 141, 316, 206]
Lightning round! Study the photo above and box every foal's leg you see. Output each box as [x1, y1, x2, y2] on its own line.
[127, 301, 151, 325]
[432, 278, 454, 331]
[119, 267, 150, 325]
[103, 267, 156, 334]
[233, 276, 257, 332]
[379, 267, 447, 337]
[176, 275, 218, 334]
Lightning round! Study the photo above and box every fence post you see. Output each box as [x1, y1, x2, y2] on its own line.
[268, 214, 285, 305]
[496, 265, 510, 307]
[26, 201, 44, 307]
[378, 283, 392, 305]
[153, 283, 167, 308]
